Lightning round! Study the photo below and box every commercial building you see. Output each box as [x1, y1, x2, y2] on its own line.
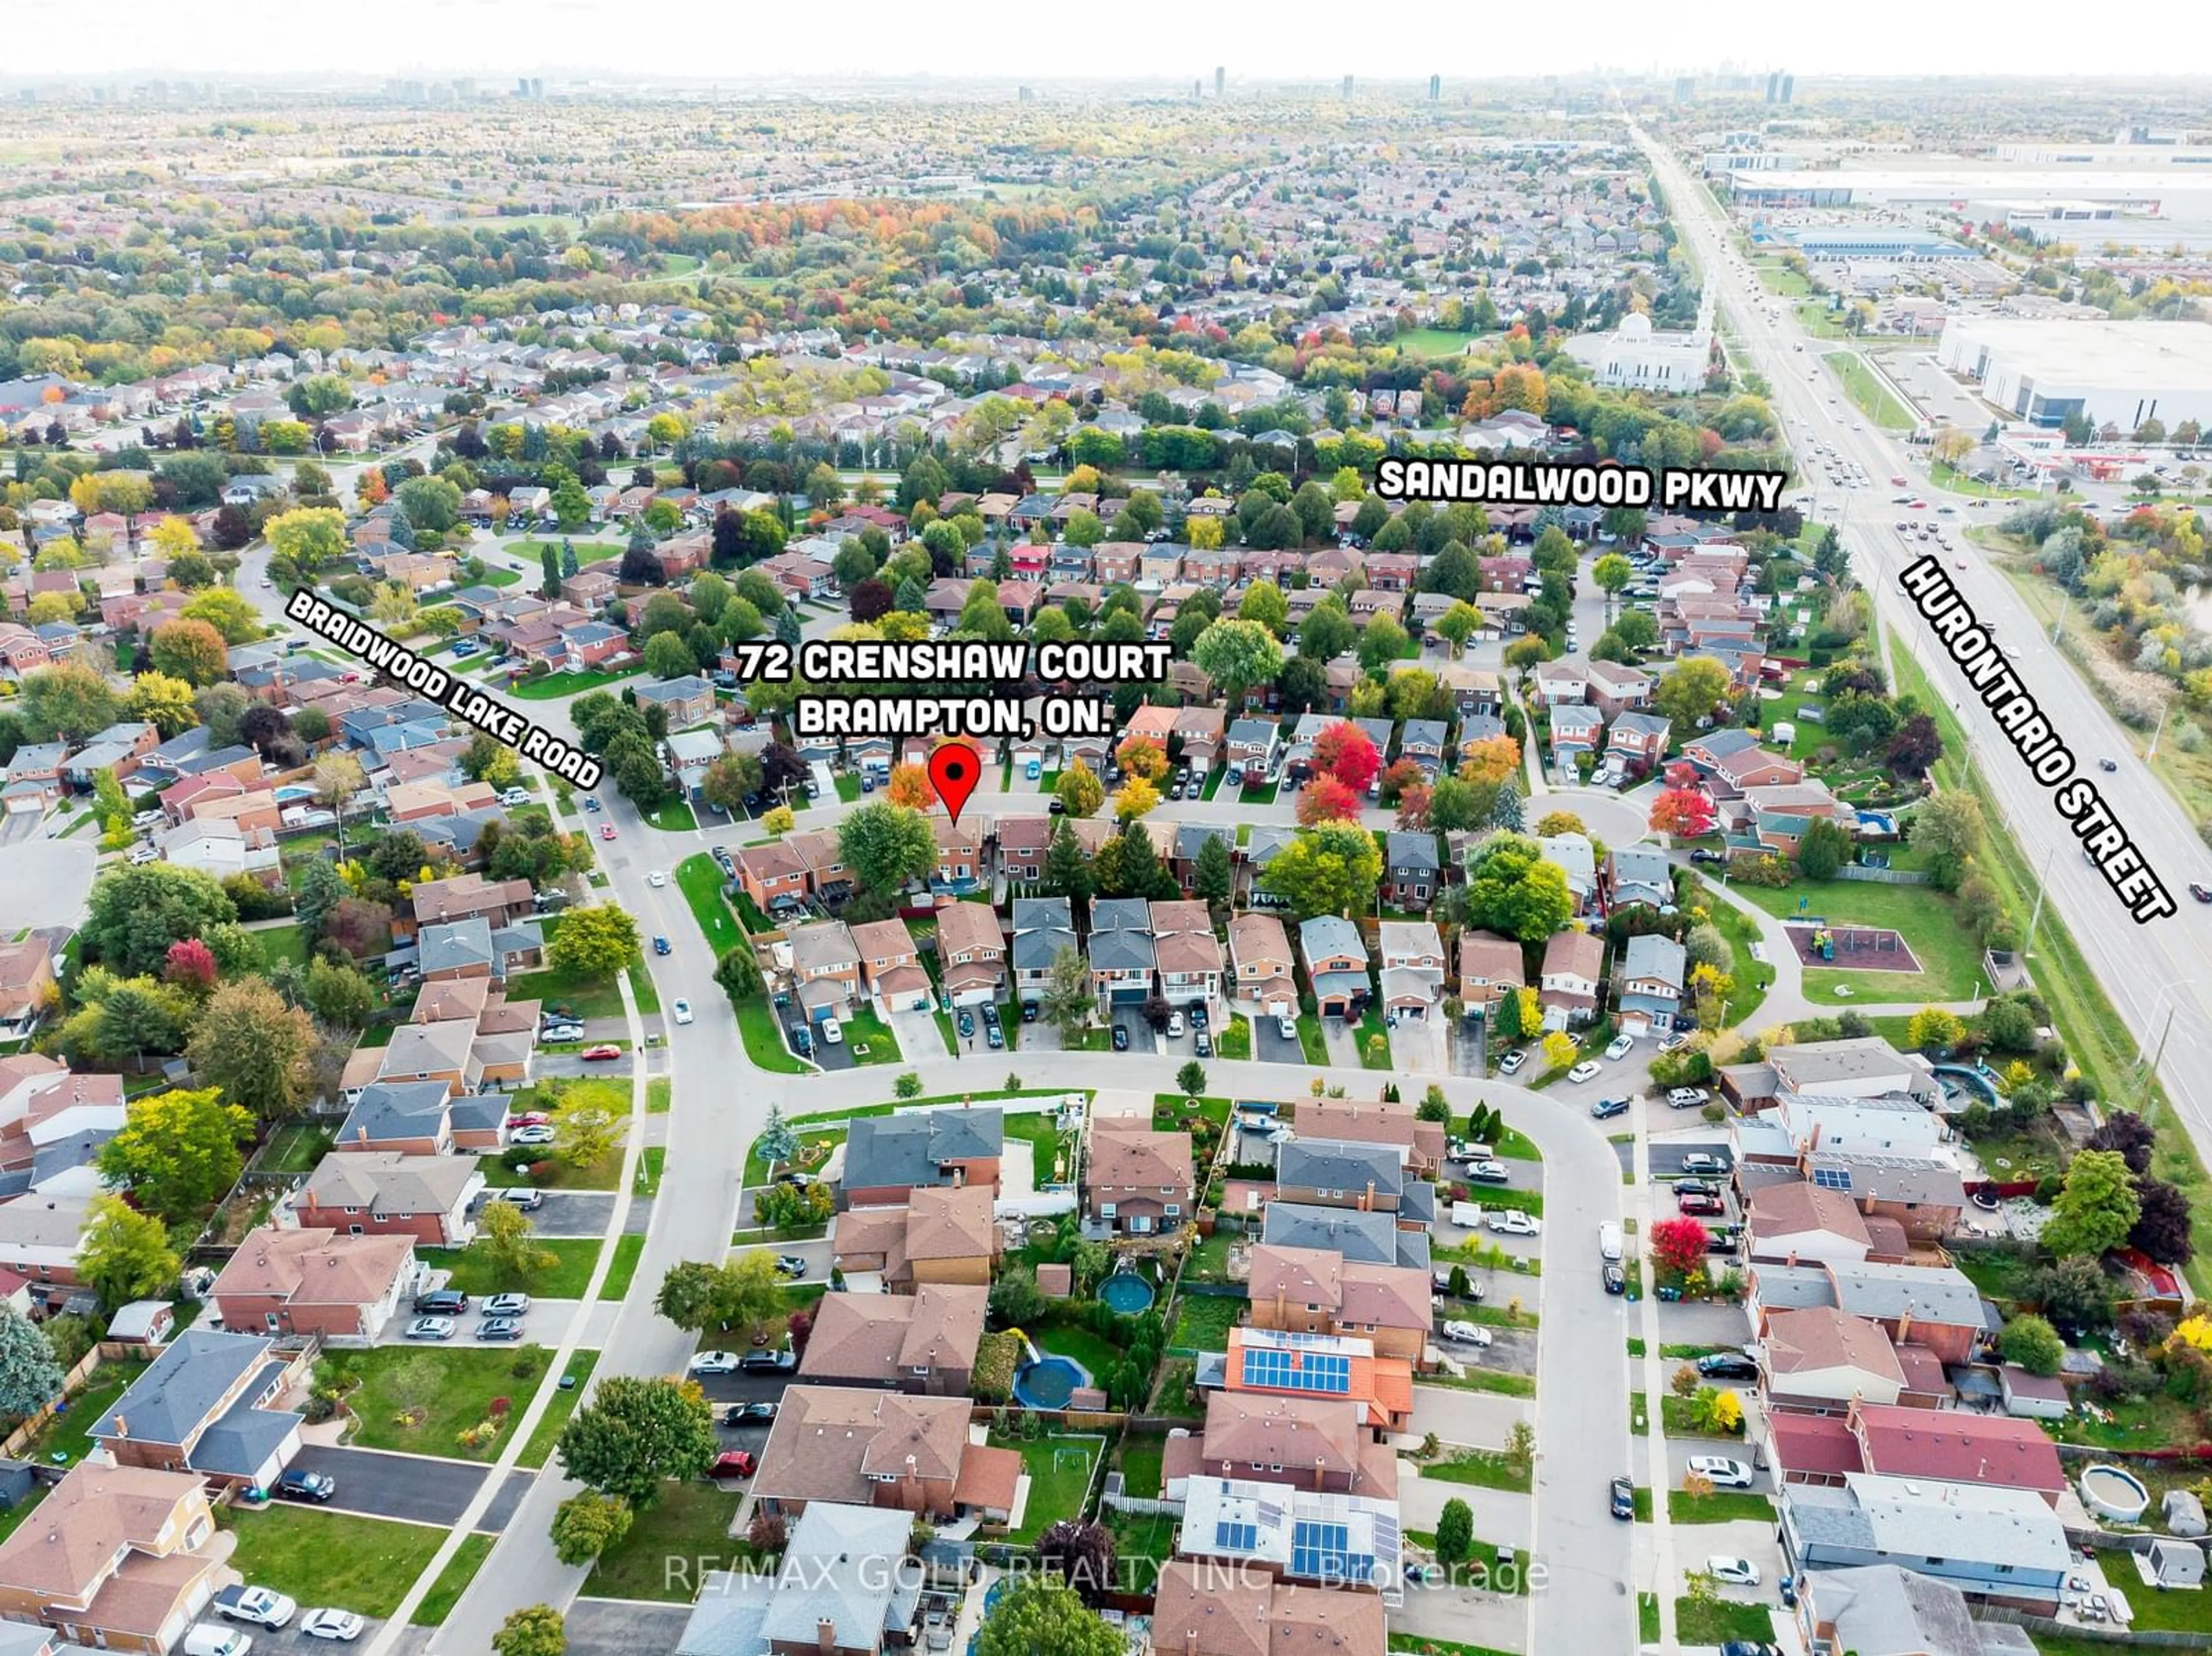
[1935, 317, 2212, 434]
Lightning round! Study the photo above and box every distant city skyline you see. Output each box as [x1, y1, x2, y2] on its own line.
[1, 0, 2195, 82]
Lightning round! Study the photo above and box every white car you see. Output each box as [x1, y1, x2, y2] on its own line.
[820, 1016, 843, 1045]
[302, 1608, 366, 1641]
[1461, 1158, 1508, 1182]
[1441, 1320, 1494, 1348]
[1277, 1015, 1299, 1041]
[647, 870, 667, 887]
[510, 1124, 557, 1146]
[1497, 1049, 1527, 1075]
[404, 1316, 456, 1340]
[672, 998, 694, 1025]
[1706, 1556, 1760, 1587]
[1486, 1210, 1540, 1237]
[1687, 1456, 1755, 1488]
[1567, 1060, 1602, 1083]
[1166, 1011, 1186, 1038]
[218, 1587, 298, 1629]
[1605, 1034, 1634, 1060]
[690, 1350, 742, 1374]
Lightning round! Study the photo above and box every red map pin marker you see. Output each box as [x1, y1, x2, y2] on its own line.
[926, 744, 981, 828]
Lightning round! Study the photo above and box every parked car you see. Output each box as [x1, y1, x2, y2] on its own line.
[405, 1316, 456, 1340]
[1689, 848, 1726, 866]
[1706, 1556, 1760, 1586]
[1462, 1159, 1509, 1183]
[1194, 1031, 1211, 1057]
[690, 1351, 742, 1374]
[1431, 1271, 1483, 1299]
[1486, 1211, 1540, 1237]
[1112, 1025, 1130, 1051]
[1605, 1034, 1635, 1060]
[778, 1171, 819, 1188]
[478, 1316, 525, 1342]
[274, 1468, 336, 1503]
[1696, 1353, 1759, 1382]
[1720, 1644, 1779, 1656]
[986, 1023, 1004, 1049]
[1567, 1060, 1602, 1083]
[775, 1255, 808, 1278]
[788, 1022, 814, 1056]
[710, 1450, 758, 1479]
[510, 1125, 557, 1146]
[537, 1027, 584, 1047]
[820, 1017, 843, 1047]
[957, 1011, 975, 1038]
[1610, 1475, 1635, 1519]
[1277, 1015, 1298, 1041]
[216, 1587, 297, 1630]
[414, 1290, 469, 1315]
[740, 1347, 797, 1375]
[1440, 1320, 1493, 1348]
[1602, 1262, 1626, 1295]
[1677, 1192, 1724, 1217]
[1689, 1457, 1756, 1488]
[1590, 1096, 1631, 1120]
[580, 1043, 623, 1062]
[491, 1188, 543, 1211]
[1679, 1152, 1726, 1176]
[301, 1609, 365, 1642]
[1665, 1087, 1711, 1109]
[673, 998, 694, 1025]
[728, 1400, 779, 1426]
[485, 1294, 531, 1317]
[1497, 1049, 1527, 1075]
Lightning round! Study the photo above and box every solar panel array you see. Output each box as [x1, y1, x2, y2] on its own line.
[1812, 1166, 1853, 1191]
[1215, 1520, 1257, 1552]
[1291, 1519, 1375, 1585]
[1241, 1346, 1353, 1393]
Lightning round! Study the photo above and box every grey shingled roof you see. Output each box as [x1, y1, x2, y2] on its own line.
[91, 1329, 287, 1449]
[844, 1107, 1005, 1190]
[1278, 1137, 1403, 1198]
[1261, 1202, 1430, 1271]
[417, 917, 494, 975]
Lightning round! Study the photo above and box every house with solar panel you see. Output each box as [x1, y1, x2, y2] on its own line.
[1219, 1326, 1415, 1434]
[1177, 1472, 1406, 1610]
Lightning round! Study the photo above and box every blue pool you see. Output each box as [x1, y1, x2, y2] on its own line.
[1013, 1354, 1088, 1410]
[1099, 1270, 1155, 1315]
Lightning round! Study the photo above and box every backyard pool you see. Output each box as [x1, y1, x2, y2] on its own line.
[1013, 1354, 1089, 1410]
[1099, 1267, 1155, 1315]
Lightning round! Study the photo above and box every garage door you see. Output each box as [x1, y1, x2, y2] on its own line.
[1108, 987, 1149, 1005]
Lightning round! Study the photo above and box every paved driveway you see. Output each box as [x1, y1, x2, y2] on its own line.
[525, 1192, 618, 1238]
[1450, 1017, 1488, 1076]
[1391, 1016, 1446, 1075]
[889, 1002, 950, 1059]
[1653, 1299, 1755, 1350]
[566, 1600, 695, 1656]
[1408, 1384, 1531, 1449]
[1648, 1139, 1733, 1177]
[281, 1446, 535, 1531]
[0, 829, 97, 930]
[1253, 1018, 1304, 1064]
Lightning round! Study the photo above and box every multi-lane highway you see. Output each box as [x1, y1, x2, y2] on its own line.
[1639, 128, 2212, 1155]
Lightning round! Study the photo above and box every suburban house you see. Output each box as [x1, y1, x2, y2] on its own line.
[790, 920, 862, 1022]
[1295, 1096, 1446, 1178]
[335, 1079, 509, 1152]
[831, 1185, 1000, 1292]
[1382, 831, 1441, 910]
[1150, 1562, 1387, 1656]
[1745, 1182, 1881, 1267]
[840, 1107, 1003, 1210]
[89, 1329, 305, 1492]
[1247, 1242, 1431, 1365]
[1584, 658, 1654, 716]
[1010, 896, 1077, 1005]
[1222, 1326, 1414, 1434]
[1375, 922, 1446, 1020]
[1227, 912, 1296, 1017]
[1456, 930, 1525, 1012]
[209, 1226, 422, 1344]
[1260, 1203, 1429, 1274]
[1733, 781, 1858, 855]
[1793, 1566, 2028, 1656]
[930, 814, 983, 891]
[732, 839, 810, 914]
[1276, 1139, 1430, 1224]
[0, 940, 57, 1039]
[1085, 1123, 1194, 1236]
[1169, 1392, 1398, 1502]
[851, 918, 931, 1014]
[1300, 915, 1371, 1018]
[1089, 897, 1158, 1009]
[1844, 1401, 2066, 1505]
[1615, 933, 1687, 1033]
[796, 1282, 988, 1396]
[0, 1464, 225, 1654]
[1605, 845, 1675, 912]
[1150, 900, 1223, 1007]
[750, 1385, 1022, 1521]
[671, 1503, 927, 1656]
[1760, 1306, 1907, 1409]
[933, 900, 1005, 1007]
[1777, 1475, 2069, 1613]
[1537, 930, 1604, 1029]
[289, 1152, 486, 1247]
[632, 674, 716, 727]
[402, 871, 535, 941]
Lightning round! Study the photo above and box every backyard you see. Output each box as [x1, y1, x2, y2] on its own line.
[217, 1505, 448, 1619]
[21, 1359, 148, 1468]
[991, 1430, 1103, 1544]
[319, 1344, 557, 1462]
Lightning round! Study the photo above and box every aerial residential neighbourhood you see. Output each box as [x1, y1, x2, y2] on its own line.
[0, 34, 2207, 1656]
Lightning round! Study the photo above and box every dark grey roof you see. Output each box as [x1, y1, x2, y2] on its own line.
[340, 1080, 457, 1141]
[1260, 1202, 1430, 1271]
[1277, 1138, 1403, 1198]
[844, 1107, 1005, 1190]
[195, 1358, 302, 1476]
[91, 1329, 281, 1447]
[1091, 897, 1151, 933]
[1010, 895, 1076, 972]
[416, 809, 505, 857]
[1175, 823, 1234, 861]
[31, 1128, 114, 1188]
[1386, 831, 1440, 871]
[417, 917, 494, 975]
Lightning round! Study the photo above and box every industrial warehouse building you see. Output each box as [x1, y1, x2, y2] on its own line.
[1934, 317, 2212, 434]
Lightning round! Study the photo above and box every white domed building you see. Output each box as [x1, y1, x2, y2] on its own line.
[1563, 305, 1715, 392]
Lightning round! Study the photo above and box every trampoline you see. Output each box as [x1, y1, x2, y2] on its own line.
[1099, 1269, 1155, 1315]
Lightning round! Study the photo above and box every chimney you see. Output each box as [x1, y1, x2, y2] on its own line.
[1315, 1455, 1325, 1491]
[1362, 1179, 1375, 1212]
[1896, 1309, 1913, 1345]
[817, 1619, 836, 1656]
[112, 1414, 126, 1439]
[355, 1126, 368, 1144]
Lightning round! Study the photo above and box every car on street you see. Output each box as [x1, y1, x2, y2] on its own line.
[580, 1043, 623, 1061]
[1610, 1475, 1635, 1519]
[1602, 1261, 1626, 1295]
[690, 1351, 742, 1374]
[740, 1347, 797, 1374]
[584, 796, 600, 810]
[1497, 1049, 1527, 1075]
[775, 1255, 808, 1278]
[709, 1450, 758, 1479]
[1486, 1211, 1540, 1237]
[1690, 848, 1727, 866]
[217, 1587, 298, 1630]
[673, 998, 694, 1025]
[2192, 883, 2212, 904]
[1707, 1556, 1760, 1586]
[1277, 1015, 1299, 1041]
[478, 1316, 525, 1341]
[1590, 1096, 1631, 1120]
[275, 1468, 336, 1503]
[2101, 757, 2119, 772]
[1567, 1060, 1602, 1083]
[1403, 1560, 1443, 1587]
[1696, 1352, 1760, 1382]
[510, 1124, 557, 1145]
[405, 1316, 456, 1340]
[1689, 1456, 1756, 1488]
[1605, 1034, 1635, 1060]
[653, 935, 672, 955]
[647, 870, 667, 887]
[1461, 1159, 1509, 1183]
[1112, 1025, 1131, 1051]
[1679, 1152, 1726, 1175]
[1440, 1320, 1493, 1347]
[727, 1400, 779, 1426]
[301, 1609, 366, 1642]
[485, 1294, 531, 1317]
[599, 823, 616, 840]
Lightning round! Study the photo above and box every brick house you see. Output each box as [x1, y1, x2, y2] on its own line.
[290, 1151, 486, 1247]
[0, 1465, 225, 1654]
[1456, 930, 1525, 1011]
[1538, 930, 1604, 1029]
[1086, 1124, 1194, 1236]
[1150, 900, 1222, 1007]
[1228, 913, 1296, 1017]
[933, 900, 1005, 1006]
[832, 1185, 1001, 1290]
[209, 1226, 423, 1343]
[89, 1329, 305, 1492]
[852, 918, 931, 1014]
[795, 1283, 987, 1396]
[1298, 915, 1370, 1018]
[1247, 1242, 1432, 1366]
[840, 1107, 1003, 1210]
[750, 1385, 1020, 1521]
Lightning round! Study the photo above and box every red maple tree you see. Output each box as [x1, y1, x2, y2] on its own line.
[1298, 776, 1361, 826]
[1649, 1216, 1710, 1281]
[1312, 721, 1381, 794]
[1649, 787, 1717, 839]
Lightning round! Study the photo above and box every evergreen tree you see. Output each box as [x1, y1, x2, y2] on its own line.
[561, 539, 581, 578]
[1488, 779, 1524, 832]
[1041, 817, 1093, 908]
[540, 544, 560, 598]
[775, 607, 802, 647]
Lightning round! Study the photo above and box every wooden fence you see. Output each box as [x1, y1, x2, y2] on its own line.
[0, 1348, 105, 1462]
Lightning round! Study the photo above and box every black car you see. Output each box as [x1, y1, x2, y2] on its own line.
[1609, 1475, 1634, 1519]
[787, 1022, 814, 1057]
[2192, 882, 2212, 904]
[1590, 1096, 1631, 1120]
[1194, 1031, 1211, 1057]
[275, 1467, 336, 1503]
[1047, 798, 1067, 814]
[1696, 1352, 1760, 1381]
[1690, 848, 1727, 865]
[1021, 1002, 1038, 1023]
[1602, 1261, 1626, 1295]
[981, 1004, 1000, 1026]
[739, 1348, 797, 1375]
[413, 1289, 469, 1316]
[1673, 1178, 1719, 1198]
[726, 1400, 779, 1426]
[1112, 1025, 1130, 1051]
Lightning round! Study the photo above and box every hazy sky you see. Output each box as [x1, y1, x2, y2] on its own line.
[10, 0, 2202, 82]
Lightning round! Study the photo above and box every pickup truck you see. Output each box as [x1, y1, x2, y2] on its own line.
[214, 1586, 297, 1630]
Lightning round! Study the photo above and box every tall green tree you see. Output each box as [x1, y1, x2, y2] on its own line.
[975, 1582, 1122, 1656]
[546, 905, 642, 978]
[2040, 1150, 2141, 1260]
[838, 803, 936, 893]
[187, 978, 315, 1121]
[79, 1194, 181, 1309]
[95, 1086, 252, 1223]
[492, 1605, 567, 1656]
[1463, 835, 1573, 941]
[0, 1306, 66, 1419]
[555, 1375, 719, 1506]
[84, 863, 237, 977]
[1258, 823, 1382, 919]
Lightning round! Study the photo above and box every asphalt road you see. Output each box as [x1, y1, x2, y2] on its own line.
[1643, 127, 2212, 1170]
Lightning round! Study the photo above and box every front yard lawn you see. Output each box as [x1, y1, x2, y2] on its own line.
[217, 1505, 446, 1619]
[506, 963, 625, 1020]
[1422, 1449, 1532, 1494]
[320, 1344, 556, 1462]
[643, 796, 698, 832]
[518, 1349, 601, 1468]
[588, 1480, 747, 1601]
[675, 854, 748, 952]
[1676, 1599, 1777, 1645]
[480, 1148, 623, 1192]
[425, 1237, 602, 1298]
[839, 1004, 903, 1067]
[1668, 1488, 1774, 1524]
[509, 665, 642, 700]
[736, 995, 810, 1074]
[1296, 1014, 1328, 1064]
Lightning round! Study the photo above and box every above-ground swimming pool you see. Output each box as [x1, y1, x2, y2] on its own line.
[1013, 1353, 1089, 1410]
[2080, 1464, 2150, 1523]
[1099, 1269, 1156, 1314]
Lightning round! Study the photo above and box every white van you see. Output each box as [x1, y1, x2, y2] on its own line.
[1598, 1223, 1624, 1263]
[184, 1626, 253, 1656]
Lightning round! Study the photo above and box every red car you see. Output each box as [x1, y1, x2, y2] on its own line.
[506, 1112, 551, 1128]
[709, 1451, 757, 1479]
[580, 1043, 623, 1062]
[599, 824, 616, 840]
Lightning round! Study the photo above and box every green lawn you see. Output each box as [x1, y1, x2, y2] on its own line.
[1119, 1432, 1166, 1498]
[1103, 1507, 1177, 1592]
[635, 1145, 665, 1196]
[838, 1004, 903, 1067]
[599, 1234, 647, 1300]
[426, 1237, 602, 1298]
[257, 1121, 334, 1173]
[736, 995, 810, 1074]
[250, 922, 309, 973]
[1393, 327, 1484, 359]
[675, 853, 748, 952]
[992, 1431, 1101, 1544]
[320, 1344, 557, 1462]
[1355, 1006, 1392, 1069]
[217, 1506, 448, 1619]
[1296, 1014, 1328, 1064]
[1004, 1111, 1065, 1184]
[626, 961, 662, 1014]
[481, 1146, 623, 1192]
[517, 1349, 602, 1468]
[1168, 1293, 1243, 1354]
[1240, 779, 1279, 805]
[649, 1077, 672, 1113]
[1822, 351, 1915, 432]
[1422, 1449, 1533, 1494]
[411, 1532, 494, 1625]
[1419, 1368, 1536, 1398]
[1676, 1600, 1777, 1644]
[588, 1480, 748, 1601]
[1033, 1320, 1122, 1379]
[835, 774, 860, 803]
[506, 962, 625, 1020]
[644, 796, 698, 832]
[1669, 1488, 1774, 1524]
[1687, 878, 1771, 1026]
[25, 1361, 148, 1466]
[1736, 876, 1986, 1001]
[509, 665, 643, 700]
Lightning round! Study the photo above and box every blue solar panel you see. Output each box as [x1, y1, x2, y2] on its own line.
[1290, 1520, 1372, 1585]
[1241, 1347, 1351, 1394]
[1215, 1520, 1257, 1552]
[1813, 1166, 1853, 1191]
